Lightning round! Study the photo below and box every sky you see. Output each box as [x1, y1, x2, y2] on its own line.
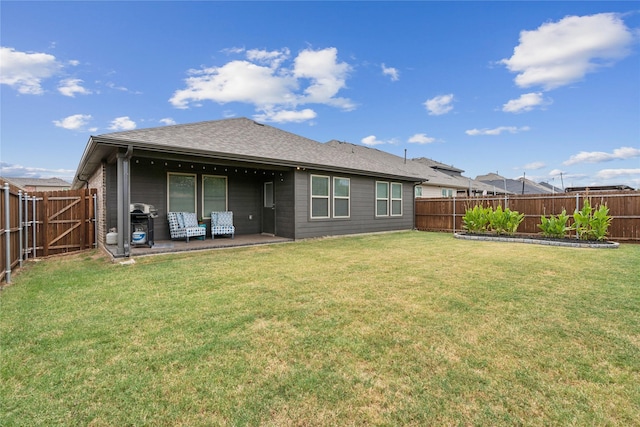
[1, 1, 639, 189]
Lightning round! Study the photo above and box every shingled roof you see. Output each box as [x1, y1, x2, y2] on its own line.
[75, 117, 429, 185]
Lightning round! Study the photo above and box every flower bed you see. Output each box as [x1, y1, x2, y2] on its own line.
[454, 232, 619, 248]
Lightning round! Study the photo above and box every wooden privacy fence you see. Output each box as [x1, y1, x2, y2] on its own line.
[415, 191, 640, 242]
[1, 180, 97, 284]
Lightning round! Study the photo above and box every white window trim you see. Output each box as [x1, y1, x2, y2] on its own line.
[391, 182, 403, 216]
[310, 174, 330, 219]
[167, 172, 197, 213]
[202, 174, 228, 218]
[332, 177, 350, 219]
[376, 181, 390, 217]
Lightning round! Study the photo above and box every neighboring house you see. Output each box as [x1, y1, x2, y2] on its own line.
[72, 117, 430, 257]
[410, 158, 509, 197]
[565, 184, 635, 192]
[476, 172, 561, 195]
[1, 177, 71, 192]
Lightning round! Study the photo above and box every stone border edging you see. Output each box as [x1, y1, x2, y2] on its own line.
[453, 233, 619, 249]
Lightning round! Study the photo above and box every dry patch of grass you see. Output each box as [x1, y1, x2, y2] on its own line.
[1, 231, 639, 426]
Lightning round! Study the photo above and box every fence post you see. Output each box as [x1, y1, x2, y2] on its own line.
[23, 192, 29, 259]
[575, 192, 580, 240]
[18, 190, 23, 268]
[32, 195, 37, 258]
[93, 192, 98, 248]
[452, 195, 456, 234]
[4, 183, 11, 284]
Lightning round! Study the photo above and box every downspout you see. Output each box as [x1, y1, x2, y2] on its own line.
[77, 175, 90, 189]
[116, 145, 133, 257]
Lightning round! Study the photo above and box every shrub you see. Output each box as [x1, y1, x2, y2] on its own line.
[464, 205, 524, 235]
[538, 209, 571, 238]
[503, 207, 525, 235]
[572, 199, 612, 241]
[462, 205, 490, 233]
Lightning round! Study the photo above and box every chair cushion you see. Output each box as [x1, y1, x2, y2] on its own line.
[182, 212, 199, 227]
[217, 211, 233, 226]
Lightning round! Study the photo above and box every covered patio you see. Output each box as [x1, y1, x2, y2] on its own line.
[105, 234, 292, 258]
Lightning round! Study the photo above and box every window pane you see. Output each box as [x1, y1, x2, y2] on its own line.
[169, 174, 196, 212]
[334, 178, 349, 197]
[264, 182, 274, 208]
[377, 200, 388, 216]
[415, 186, 422, 197]
[203, 176, 227, 214]
[312, 198, 329, 217]
[334, 199, 349, 217]
[391, 183, 402, 199]
[392, 200, 402, 215]
[376, 182, 388, 198]
[312, 176, 329, 196]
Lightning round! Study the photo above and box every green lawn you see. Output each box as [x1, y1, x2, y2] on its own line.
[1, 231, 639, 426]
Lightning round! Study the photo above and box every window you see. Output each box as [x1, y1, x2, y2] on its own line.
[203, 175, 227, 216]
[376, 181, 389, 216]
[168, 173, 196, 212]
[311, 175, 330, 218]
[333, 177, 350, 218]
[391, 183, 403, 216]
[415, 186, 423, 197]
[376, 181, 402, 217]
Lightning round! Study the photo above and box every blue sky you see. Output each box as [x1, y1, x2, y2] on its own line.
[1, 1, 639, 189]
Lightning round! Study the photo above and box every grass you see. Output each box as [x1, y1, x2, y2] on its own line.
[1, 231, 639, 426]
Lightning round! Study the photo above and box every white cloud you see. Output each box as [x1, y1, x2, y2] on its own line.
[253, 108, 317, 123]
[109, 116, 136, 131]
[105, 81, 141, 94]
[58, 78, 91, 97]
[501, 13, 634, 90]
[465, 126, 530, 136]
[170, 47, 354, 122]
[53, 114, 92, 130]
[293, 47, 354, 109]
[0, 161, 75, 180]
[502, 92, 549, 113]
[595, 168, 640, 180]
[424, 94, 454, 116]
[408, 133, 436, 144]
[382, 63, 399, 81]
[246, 48, 290, 68]
[159, 118, 176, 125]
[523, 161, 546, 170]
[170, 60, 298, 109]
[549, 169, 565, 177]
[361, 135, 386, 146]
[0, 46, 62, 94]
[221, 46, 246, 55]
[563, 146, 640, 165]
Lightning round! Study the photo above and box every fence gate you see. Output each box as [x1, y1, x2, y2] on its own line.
[2, 181, 98, 285]
[37, 189, 97, 257]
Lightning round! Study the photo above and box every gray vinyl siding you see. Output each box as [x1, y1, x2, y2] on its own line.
[107, 156, 415, 242]
[293, 170, 415, 239]
[274, 172, 295, 238]
[228, 173, 262, 235]
[126, 158, 291, 240]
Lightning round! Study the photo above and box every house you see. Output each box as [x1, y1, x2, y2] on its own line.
[1, 177, 71, 192]
[72, 117, 430, 257]
[565, 184, 635, 192]
[410, 158, 509, 197]
[475, 172, 561, 195]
